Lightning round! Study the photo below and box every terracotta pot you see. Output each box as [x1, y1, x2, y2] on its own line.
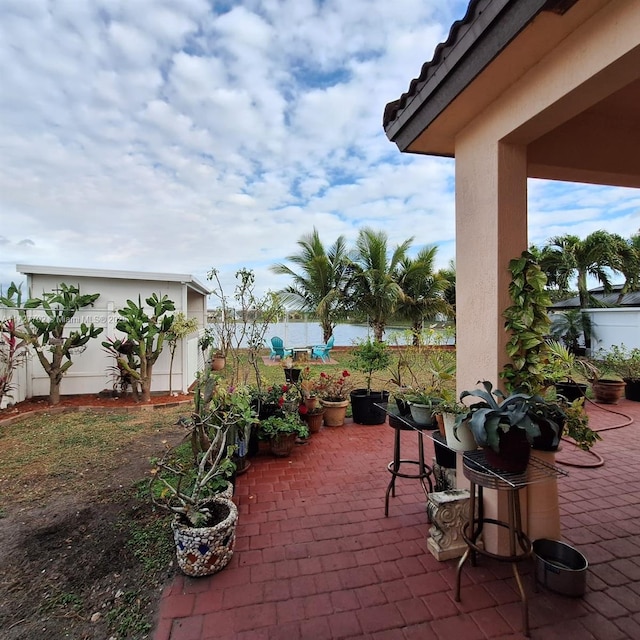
[591, 379, 625, 404]
[304, 396, 319, 411]
[435, 413, 445, 437]
[269, 433, 297, 457]
[304, 410, 325, 433]
[211, 356, 226, 371]
[320, 398, 349, 426]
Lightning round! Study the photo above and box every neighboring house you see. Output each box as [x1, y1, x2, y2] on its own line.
[383, 0, 640, 393]
[2, 264, 210, 404]
[552, 285, 640, 352]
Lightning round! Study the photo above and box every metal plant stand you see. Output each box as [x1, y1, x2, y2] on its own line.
[455, 449, 567, 637]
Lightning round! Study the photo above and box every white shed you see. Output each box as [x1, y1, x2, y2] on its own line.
[3, 264, 210, 403]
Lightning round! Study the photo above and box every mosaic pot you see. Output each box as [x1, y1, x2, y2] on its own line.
[171, 497, 238, 577]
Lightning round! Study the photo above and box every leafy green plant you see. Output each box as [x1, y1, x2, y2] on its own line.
[405, 389, 441, 406]
[542, 340, 600, 384]
[259, 413, 309, 439]
[593, 344, 640, 382]
[562, 397, 601, 451]
[501, 251, 551, 394]
[166, 312, 199, 394]
[458, 381, 541, 453]
[350, 338, 392, 393]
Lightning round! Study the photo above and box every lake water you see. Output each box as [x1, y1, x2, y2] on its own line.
[209, 322, 454, 348]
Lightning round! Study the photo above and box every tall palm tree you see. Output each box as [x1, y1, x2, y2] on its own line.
[271, 228, 349, 343]
[616, 231, 640, 303]
[395, 246, 454, 345]
[438, 259, 457, 318]
[539, 230, 626, 348]
[539, 231, 625, 309]
[348, 228, 412, 342]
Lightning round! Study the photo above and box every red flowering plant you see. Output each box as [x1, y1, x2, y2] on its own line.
[259, 383, 291, 408]
[315, 369, 353, 402]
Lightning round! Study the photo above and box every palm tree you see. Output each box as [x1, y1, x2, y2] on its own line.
[539, 231, 625, 308]
[616, 231, 640, 303]
[348, 228, 412, 342]
[395, 246, 454, 345]
[271, 228, 349, 343]
[438, 259, 457, 318]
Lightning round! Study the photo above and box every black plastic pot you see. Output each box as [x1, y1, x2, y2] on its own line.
[555, 382, 587, 403]
[284, 368, 301, 384]
[483, 428, 531, 474]
[625, 379, 640, 402]
[350, 389, 390, 425]
[532, 417, 564, 452]
[433, 431, 456, 468]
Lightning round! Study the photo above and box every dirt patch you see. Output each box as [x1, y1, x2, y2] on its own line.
[0, 395, 190, 640]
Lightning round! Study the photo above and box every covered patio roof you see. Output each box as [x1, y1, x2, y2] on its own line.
[384, 0, 640, 189]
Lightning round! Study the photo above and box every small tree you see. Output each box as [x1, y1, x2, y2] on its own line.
[107, 293, 175, 402]
[350, 338, 392, 394]
[0, 282, 103, 405]
[166, 312, 199, 395]
[207, 268, 282, 389]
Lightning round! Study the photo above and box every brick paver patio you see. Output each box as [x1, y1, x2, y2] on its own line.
[155, 398, 640, 639]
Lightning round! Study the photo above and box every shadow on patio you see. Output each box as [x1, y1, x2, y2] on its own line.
[155, 398, 640, 640]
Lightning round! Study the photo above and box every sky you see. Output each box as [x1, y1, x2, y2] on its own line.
[1, 0, 639, 302]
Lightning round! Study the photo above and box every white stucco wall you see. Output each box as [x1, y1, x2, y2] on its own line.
[588, 308, 640, 353]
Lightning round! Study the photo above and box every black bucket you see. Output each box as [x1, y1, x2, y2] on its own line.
[533, 539, 588, 597]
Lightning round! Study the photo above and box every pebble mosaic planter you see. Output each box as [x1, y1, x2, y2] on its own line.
[171, 497, 238, 577]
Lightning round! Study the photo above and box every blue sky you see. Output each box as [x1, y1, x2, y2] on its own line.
[1, 0, 639, 300]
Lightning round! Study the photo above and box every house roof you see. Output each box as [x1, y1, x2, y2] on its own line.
[551, 285, 640, 309]
[383, 0, 580, 154]
[16, 264, 210, 297]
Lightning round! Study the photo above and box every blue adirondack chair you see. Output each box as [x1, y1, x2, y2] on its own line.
[311, 335, 335, 362]
[269, 336, 292, 360]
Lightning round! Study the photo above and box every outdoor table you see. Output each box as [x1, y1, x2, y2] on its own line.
[290, 347, 311, 362]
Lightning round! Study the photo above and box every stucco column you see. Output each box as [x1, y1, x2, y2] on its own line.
[455, 139, 528, 555]
[455, 139, 528, 393]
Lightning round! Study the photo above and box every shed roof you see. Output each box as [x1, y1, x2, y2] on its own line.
[551, 285, 640, 309]
[17, 264, 210, 297]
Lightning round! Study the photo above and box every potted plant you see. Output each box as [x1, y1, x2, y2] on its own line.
[542, 340, 598, 402]
[298, 402, 325, 434]
[282, 355, 302, 383]
[562, 397, 601, 450]
[259, 413, 309, 457]
[405, 388, 442, 427]
[438, 399, 476, 452]
[349, 338, 392, 425]
[316, 369, 354, 426]
[593, 344, 640, 402]
[458, 381, 542, 473]
[149, 373, 239, 577]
